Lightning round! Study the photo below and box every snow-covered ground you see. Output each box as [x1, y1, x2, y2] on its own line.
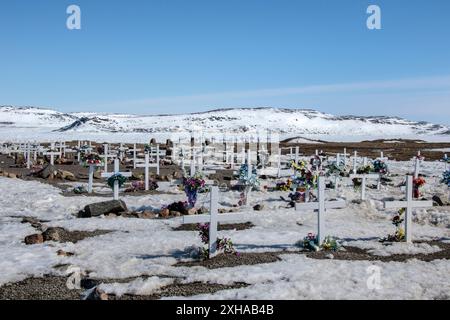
[0, 157, 449, 299]
[1, 106, 449, 143]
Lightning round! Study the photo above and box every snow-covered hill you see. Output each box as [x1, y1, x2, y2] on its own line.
[0, 106, 449, 143]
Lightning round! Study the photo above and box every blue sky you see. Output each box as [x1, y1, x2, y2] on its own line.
[0, 0, 449, 124]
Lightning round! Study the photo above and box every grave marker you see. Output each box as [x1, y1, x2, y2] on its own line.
[384, 175, 433, 243]
[295, 176, 346, 244]
[182, 186, 244, 258]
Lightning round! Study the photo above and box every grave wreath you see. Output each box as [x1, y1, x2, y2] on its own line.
[81, 153, 103, 166]
[326, 163, 346, 176]
[441, 170, 450, 187]
[107, 173, 127, 189]
[373, 160, 388, 174]
[238, 163, 259, 188]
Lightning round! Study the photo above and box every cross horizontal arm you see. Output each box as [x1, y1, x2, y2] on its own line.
[295, 200, 346, 211]
[349, 174, 380, 179]
[182, 213, 245, 224]
[384, 200, 433, 209]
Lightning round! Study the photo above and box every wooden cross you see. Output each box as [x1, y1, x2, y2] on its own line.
[101, 159, 132, 200]
[182, 186, 244, 258]
[378, 151, 388, 161]
[295, 176, 346, 245]
[129, 143, 141, 169]
[383, 175, 433, 243]
[135, 153, 151, 191]
[413, 151, 422, 179]
[349, 173, 381, 200]
[352, 150, 358, 173]
[43, 143, 61, 165]
[101, 144, 116, 173]
[117, 143, 128, 161]
[87, 163, 102, 193]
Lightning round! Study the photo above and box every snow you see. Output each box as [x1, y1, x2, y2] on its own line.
[0, 156, 449, 298]
[1, 106, 449, 143]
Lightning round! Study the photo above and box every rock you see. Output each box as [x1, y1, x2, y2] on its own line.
[187, 207, 197, 215]
[56, 170, 76, 181]
[7, 172, 17, 179]
[24, 234, 44, 245]
[137, 211, 157, 219]
[57, 249, 74, 257]
[93, 171, 102, 179]
[432, 195, 444, 206]
[21, 217, 43, 230]
[86, 287, 109, 301]
[197, 206, 209, 214]
[253, 204, 265, 211]
[325, 253, 334, 259]
[79, 200, 128, 218]
[35, 164, 56, 179]
[160, 208, 170, 218]
[170, 211, 181, 217]
[173, 171, 184, 180]
[42, 227, 66, 242]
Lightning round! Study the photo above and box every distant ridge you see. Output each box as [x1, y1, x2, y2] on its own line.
[0, 106, 449, 141]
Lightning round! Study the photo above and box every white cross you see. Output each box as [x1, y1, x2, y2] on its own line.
[182, 186, 244, 258]
[87, 163, 102, 193]
[295, 176, 346, 245]
[349, 173, 381, 200]
[43, 143, 61, 165]
[101, 159, 132, 200]
[383, 175, 433, 243]
[129, 143, 141, 169]
[117, 143, 128, 161]
[101, 144, 116, 173]
[352, 151, 358, 173]
[413, 151, 422, 179]
[135, 153, 151, 191]
[378, 151, 388, 161]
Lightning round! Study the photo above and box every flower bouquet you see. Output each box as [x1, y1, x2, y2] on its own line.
[183, 172, 206, 207]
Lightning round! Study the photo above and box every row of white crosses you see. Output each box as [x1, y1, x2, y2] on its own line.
[182, 174, 432, 258]
[299, 174, 433, 244]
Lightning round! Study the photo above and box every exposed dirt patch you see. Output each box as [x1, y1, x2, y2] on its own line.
[108, 281, 249, 300]
[173, 222, 255, 231]
[176, 251, 289, 269]
[50, 229, 113, 243]
[306, 241, 450, 262]
[0, 275, 247, 300]
[280, 139, 450, 161]
[0, 276, 84, 300]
